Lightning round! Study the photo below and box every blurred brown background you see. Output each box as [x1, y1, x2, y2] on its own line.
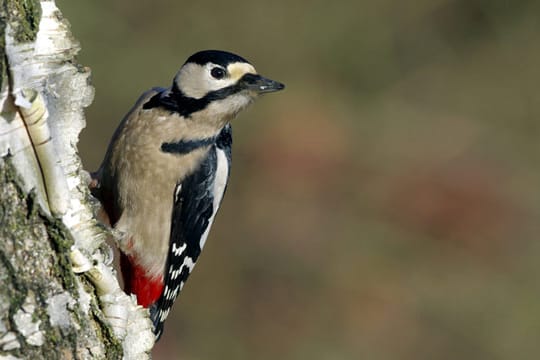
[58, 0, 540, 359]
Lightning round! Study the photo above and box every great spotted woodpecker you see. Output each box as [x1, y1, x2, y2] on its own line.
[91, 50, 284, 338]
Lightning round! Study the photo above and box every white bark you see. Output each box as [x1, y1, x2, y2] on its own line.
[0, 1, 154, 358]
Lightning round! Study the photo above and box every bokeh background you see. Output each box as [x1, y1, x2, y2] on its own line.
[57, 0, 540, 359]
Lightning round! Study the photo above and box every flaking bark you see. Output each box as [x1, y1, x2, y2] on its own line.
[0, 158, 119, 359]
[0, 0, 151, 358]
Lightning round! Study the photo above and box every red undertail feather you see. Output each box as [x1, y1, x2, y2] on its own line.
[120, 253, 163, 308]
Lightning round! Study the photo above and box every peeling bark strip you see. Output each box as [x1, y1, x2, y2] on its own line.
[0, 158, 114, 358]
[0, 1, 154, 359]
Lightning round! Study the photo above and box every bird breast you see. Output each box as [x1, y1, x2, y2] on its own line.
[110, 109, 213, 278]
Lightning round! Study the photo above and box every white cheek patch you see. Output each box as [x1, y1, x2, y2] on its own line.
[175, 63, 209, 99]
[175, 62, 258, 99]
[175, 63, 236, 99]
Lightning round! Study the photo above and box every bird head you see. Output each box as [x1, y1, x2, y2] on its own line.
[171, 50, 284, 120]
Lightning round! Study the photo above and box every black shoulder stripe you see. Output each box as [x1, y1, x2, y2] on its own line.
[161, 136, 216, 155]
[160, 123, 232, 155]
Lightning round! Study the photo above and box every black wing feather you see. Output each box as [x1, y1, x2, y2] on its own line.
[150, 125, 232, 339]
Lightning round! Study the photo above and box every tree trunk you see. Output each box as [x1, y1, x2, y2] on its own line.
[0, 1, 153, 358]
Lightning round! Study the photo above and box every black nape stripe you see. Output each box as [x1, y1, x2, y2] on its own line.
[143, 81, 245, 117]
[161, 136, 216, 155]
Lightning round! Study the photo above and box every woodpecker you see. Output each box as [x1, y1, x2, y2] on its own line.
[91, 50, 284, 338]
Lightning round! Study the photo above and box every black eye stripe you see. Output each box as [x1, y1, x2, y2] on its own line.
[210, 67, 226, 79]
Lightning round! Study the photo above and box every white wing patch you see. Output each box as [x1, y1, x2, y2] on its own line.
[174, 184, 182, 202]
[169, 255, 195, 279]
[172, 242, 186, 257]
[199, 148, 229, 250]
[151, 144, 230, 339]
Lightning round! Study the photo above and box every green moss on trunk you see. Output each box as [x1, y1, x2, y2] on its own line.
[0, 157, 122, 358]
[6, 0, 41, 42]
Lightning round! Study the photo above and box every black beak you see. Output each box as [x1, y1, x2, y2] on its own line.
[240, 73, 285, 93]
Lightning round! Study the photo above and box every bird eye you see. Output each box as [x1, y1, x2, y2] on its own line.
[210, 67, 226, 79]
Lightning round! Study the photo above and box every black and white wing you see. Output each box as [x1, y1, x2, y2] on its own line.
[150, 125, 232, 338]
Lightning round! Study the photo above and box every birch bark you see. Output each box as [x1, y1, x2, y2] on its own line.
[0, 1, 154, 359]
